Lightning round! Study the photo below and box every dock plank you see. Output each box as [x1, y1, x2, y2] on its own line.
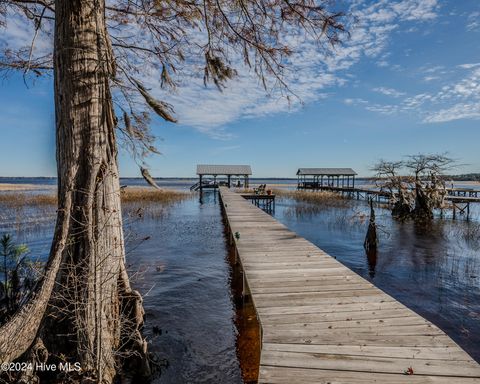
[218, 187, 480, 383]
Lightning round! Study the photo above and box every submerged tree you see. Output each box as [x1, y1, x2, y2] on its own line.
[372, 153, 455, 220]
[0, 1, 347, 382]
[371, 159, 412, 218]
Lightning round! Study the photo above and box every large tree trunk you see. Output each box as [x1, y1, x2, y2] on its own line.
[413, 181, 433, 219]
[0, 1, 149, 382]
[391, 186, 412, 218]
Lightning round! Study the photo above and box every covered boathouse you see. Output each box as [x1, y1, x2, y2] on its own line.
[195, 164, 252, 191]
[297, 167, 357, 190]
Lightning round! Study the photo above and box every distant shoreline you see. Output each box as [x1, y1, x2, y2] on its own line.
[1, 173, 479, 181]
[1, 180, 479, 192]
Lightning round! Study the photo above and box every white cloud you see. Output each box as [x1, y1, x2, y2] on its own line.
[365, 103, 399, 115]
[458, 63, 480, 69]
[391, 0, 438, 21]
[423, 65, 445, 74]
[373, 87, 405, 97]
[376, 59, 390, 67]
[424, 103, 480, 123]
[0, 0, 440, 138]
[343, 98, 369, 105]
[178, 0, 440, 134]
[466, 11, 480, 31]
[0, 10, 52, 56]
[351, 66, 480, 124]
[142, 0, 440, 136]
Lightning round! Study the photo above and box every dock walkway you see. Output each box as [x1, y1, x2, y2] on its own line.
[219, 187, 480, 383]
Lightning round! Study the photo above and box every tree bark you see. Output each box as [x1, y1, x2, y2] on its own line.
[391, 187, 412, 218]
[413, 181, 433, 219]
[1, 1, 149, 382]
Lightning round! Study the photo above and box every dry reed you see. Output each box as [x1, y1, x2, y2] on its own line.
[121, 188, 189, 204]
[0, 188, 189, 208]
[0, 192, 57, 207]
[273, 189, 348, 207]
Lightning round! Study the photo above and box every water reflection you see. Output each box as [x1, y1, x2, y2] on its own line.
[198, 189, 218, 205]
[365, 249, 377, 278]
[227, 242, 261, 384]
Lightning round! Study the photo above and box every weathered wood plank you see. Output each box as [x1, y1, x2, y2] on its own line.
[258, 366, 480, 383]
[260, 307, 416, 324]
[259, 349, 480, 377]
[262, 315, 430, 330]
[262, 343, 473, 361]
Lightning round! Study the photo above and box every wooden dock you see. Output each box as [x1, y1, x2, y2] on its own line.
[219, 187, 480, 383]
[303, 185, 480, 220]
[240, 193, 276, 212]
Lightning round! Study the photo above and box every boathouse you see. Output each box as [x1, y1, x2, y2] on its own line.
[194, 164, 252, 191]
[297, 167, 357, 190]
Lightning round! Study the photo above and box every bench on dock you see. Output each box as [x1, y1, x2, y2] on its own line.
[219, 186, 480, 383]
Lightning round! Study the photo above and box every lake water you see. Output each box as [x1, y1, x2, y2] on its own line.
[1, 180, 479, 382]
[273, 196, 480, 362]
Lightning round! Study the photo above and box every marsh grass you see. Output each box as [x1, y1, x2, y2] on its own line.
[0, 188, 189, 207]
[0, 188, 191, 234]
[0, 192, 57, 207]
[275, 189, 398, 239]
[122, 188, 192, 220]
[275, 189, 363, 229]
[121, 187, 189, 204]
[273, 189, 348, 207]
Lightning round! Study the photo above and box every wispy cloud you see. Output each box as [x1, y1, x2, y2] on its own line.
[458, 63, 480, 69]
[350, 66, 480, 124]
[0, 0, 440, 138]
[0, 10, 52, 56]
[161, 0, 439, 136]
[344, 98, 369, 106]
[466, 11, 480, 31]
[423, 75, 440, 82]
[373, 87, 406, 97]
[424, 103, 480, 123]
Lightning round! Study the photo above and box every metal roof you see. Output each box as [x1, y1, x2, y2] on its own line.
[197, 164, 252, 175]
[297, 168, 357, 176]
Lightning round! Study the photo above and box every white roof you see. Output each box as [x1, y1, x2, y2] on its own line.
[196, 164, 252, 175]
[297, 168, 357, 176]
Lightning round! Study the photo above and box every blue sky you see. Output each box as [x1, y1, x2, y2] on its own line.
[0, 0, 479, 178]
